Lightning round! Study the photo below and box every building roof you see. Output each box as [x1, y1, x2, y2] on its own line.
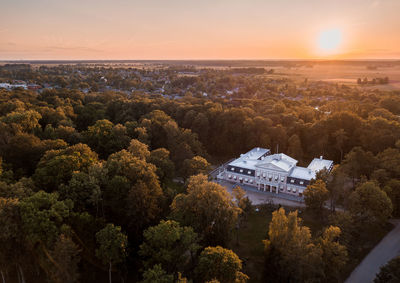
[257, 153, 297, 172]
[307, 157, 333, 172]
[289, 166, 315, 180]
[228, 147, 270, 170]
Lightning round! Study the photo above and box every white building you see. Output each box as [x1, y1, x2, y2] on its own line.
[220, 147, 333, 197]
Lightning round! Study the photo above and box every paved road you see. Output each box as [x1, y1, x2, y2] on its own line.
[345, 219, 400, 283]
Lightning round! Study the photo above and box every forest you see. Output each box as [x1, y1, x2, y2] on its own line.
[0, 63, 400, 283]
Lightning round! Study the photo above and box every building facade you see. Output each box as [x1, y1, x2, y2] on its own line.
[219, 147, 333, 197]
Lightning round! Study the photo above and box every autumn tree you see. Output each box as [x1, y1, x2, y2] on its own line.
[96, 224, 128, 283]
[182, 156, 210, 180]
[128, 138, 150, 160]
[170, 174, 240, 245]
[195, 246, 248, 283]
[263, 208, 323, 282]
[317, 226, 348, 282]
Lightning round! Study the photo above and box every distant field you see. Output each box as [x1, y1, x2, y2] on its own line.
[277, 64, 400, 90]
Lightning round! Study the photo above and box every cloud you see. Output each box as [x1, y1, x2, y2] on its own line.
[370, 0, 380, 8]
[44, 46, 104, 53]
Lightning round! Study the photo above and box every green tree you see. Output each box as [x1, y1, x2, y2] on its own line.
[83, 119, 130, 159]
[141, 264, 174, 283]
[170, 174, 240, 245]
[33, 143, 98, 191]
[96, 224, 128, 283]
[349, 181, 393, 227]
[19, 191, 72, 248]
[139, 220, 199, 273]
[195, 246, 248, 283]
[304, 179, 329, 211]
[104, 150, 163, 236]
[383, 179, 400, 217]
[374, 256, 400, 283]
[149, 148, 175, 182]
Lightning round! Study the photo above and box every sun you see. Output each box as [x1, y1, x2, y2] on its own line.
[317, 28, 342, 55]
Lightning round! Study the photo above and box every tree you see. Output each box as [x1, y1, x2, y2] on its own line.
[170, 174, 240, 245]
[317, 226, 348, 282]
[287, 134, 303, 160]
[148, 148, 175, 182]
[141, 264, 174, 283]
[232, 186, 252, 215]
[333, 129, 348, 162]
[83, 119, 130, 159]
[304, 179, 329, 211]
[263, 208, 323, 282]
[374, 256, 400, 283]
[59, 171, 102, 214]
[341, 147, 377, 184]
[195, 246, 248, 283]
[139, 220, 199, 273]
[104, 150, 163, 235]
[96, 224, 128, 283]
[48, 234, 81, 283]
[349, 181, 393, 227]
[33, 143, 98, 191]
[19, 191, 72, 248]
[383, 179, 400, 217]
[182, 156, 210, 180]
[128, 139, 150, 160]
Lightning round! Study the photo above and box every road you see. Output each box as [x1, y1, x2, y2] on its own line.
[345, 219, 400, 283]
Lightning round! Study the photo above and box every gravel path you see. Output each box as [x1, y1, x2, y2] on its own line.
[345, 219, 400, 283]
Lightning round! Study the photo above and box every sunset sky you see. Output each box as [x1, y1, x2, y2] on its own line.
[1, 0, 400, 60]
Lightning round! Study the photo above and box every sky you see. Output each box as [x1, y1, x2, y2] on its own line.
[1, 0, 400, 60]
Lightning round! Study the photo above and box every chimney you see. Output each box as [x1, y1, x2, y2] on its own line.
[320, 156, 323, 160]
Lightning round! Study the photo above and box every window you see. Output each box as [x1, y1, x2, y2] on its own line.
[287, 187, 291, 192]
[228, 174, 232, 178]
[262, 173, 266, 177]
[250, 179, 253, 184]
[233, 176, 237, 180]
[293, 188, 297, 193]
[281, 177, 285, 182]
[256, 172, 260, 177]
[245, 178, 248, 182]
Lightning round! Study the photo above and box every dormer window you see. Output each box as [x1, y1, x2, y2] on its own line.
[300, 181, 304, 185]
[248, 171, 251, 174]
[290, 179, 294, 183]
[231, 167, 235, 171]
[240, 169, 243, 173]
